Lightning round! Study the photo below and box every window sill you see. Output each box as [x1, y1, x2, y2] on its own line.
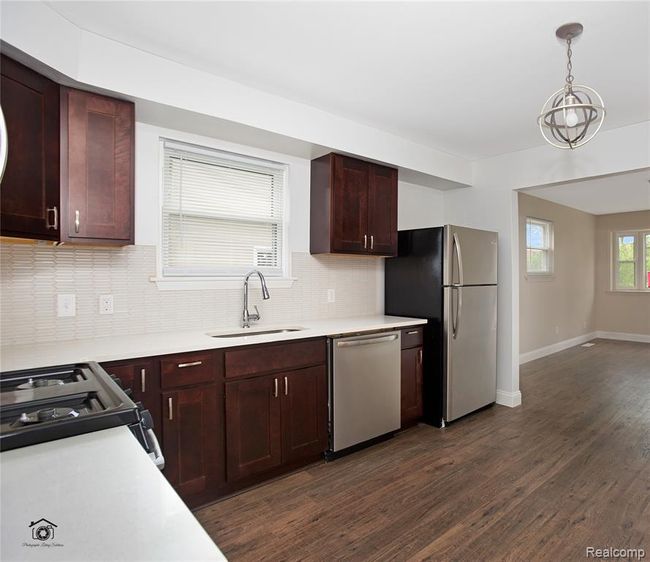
[605, 289, 650, 294]
[524, 273, 555, 281]
[151, 276, 297, 291]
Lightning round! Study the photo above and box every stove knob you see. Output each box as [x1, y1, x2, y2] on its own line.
[139, 409, 154, 430]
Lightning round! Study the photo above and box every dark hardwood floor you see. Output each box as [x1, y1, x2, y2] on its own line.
[195, 339, 650, 561]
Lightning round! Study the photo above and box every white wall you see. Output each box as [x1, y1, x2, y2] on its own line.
[397, 181, 445, 230]
[0, 0, 471, 186]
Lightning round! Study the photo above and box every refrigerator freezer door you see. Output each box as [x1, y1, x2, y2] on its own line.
[443, 225, 498, 286]
[444, 285, 497, 421]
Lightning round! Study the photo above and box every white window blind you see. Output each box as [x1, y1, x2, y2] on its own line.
[162, 140, 286, 277]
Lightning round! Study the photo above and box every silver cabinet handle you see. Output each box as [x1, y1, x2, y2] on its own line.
[168, 397, 173, 421]
[363, 234, 367, 249]
[284, 376, 288, 396]
[74, 210, 80, 233]
[407, 330, 419, 335]
[0, 105, 8, 182]
[140, 368, 146, 393]
[177, 361, 202, 368]
[370, 235, 374, 250]
[46, 206, 58, 230]
[273, 378, 278, 398]
[336, 334, 398, 347]
[419, 349, 423, 364]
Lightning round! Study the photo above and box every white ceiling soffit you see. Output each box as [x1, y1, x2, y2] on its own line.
[45, 1, 649, 160]
[523, 169, 650, 215]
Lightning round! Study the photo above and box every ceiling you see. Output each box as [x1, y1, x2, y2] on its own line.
[523, 169, 650, 215]
[45, 1, 649, 160]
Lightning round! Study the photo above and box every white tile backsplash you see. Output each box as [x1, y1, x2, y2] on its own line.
[0, 242, 383, 346]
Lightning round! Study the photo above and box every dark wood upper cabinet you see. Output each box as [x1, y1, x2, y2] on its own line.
[225, 374, 283, 482]
[162, 385, 223, 500]
[60, 88, 134, 244]
[281, 366, 328, 463]
[310, 153, 397, 256]
[368, 164, 398, 255]
[0, 56, 134, 245]
[0, 55, 60, 240]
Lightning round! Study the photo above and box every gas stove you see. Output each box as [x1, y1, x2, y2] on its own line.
[0, 363, 164, 468]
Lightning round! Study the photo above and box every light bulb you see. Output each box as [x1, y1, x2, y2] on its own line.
[565, 108, 579, 127]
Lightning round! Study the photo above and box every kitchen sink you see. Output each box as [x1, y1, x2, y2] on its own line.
[207, 327, 305, 338]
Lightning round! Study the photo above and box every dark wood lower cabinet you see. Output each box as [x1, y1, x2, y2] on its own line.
[162, 385, 223, 501]
[102, 358, 161, 440]
[225, 375, 283, 482]
[281, 366, 328, 463]
[100, 339, 328, 505]
[401, 346, 423, 427]
[225, 366, 328, 483]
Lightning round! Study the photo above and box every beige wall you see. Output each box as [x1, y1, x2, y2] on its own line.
[518, 193, 596, 354]
[595, 210, 650, 335]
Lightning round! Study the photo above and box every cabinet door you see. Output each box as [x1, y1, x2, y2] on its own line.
[368, 163, 397, 256]
[61, 87, 134, 244]
[225, 375, 282, 481]
[102, 359, 161, 439]
[0, 56, 60, 240]
[401, 347, 423, 427]
[331, 154, 369, 253]
[281, 366, 328, 463]
[162, 386, 222, 498]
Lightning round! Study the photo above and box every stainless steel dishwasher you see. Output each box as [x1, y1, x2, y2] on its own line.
[328, 330, 401, 455]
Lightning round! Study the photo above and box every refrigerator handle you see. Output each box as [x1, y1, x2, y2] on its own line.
[454, 286, 463, 339]
[453, 232, 464, 286]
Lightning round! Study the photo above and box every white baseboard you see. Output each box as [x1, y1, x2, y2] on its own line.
[519, 332, 597, 365]
[496, 389, 522, 408]
[595, 331, 650, 343]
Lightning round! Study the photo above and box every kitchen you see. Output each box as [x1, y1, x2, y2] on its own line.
[1, 2, 649, 561]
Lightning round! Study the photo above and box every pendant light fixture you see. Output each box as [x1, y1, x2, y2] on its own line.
[538, 23, 605, 149]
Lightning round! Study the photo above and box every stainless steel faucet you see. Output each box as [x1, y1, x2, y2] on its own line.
[242, 270, 270, 328]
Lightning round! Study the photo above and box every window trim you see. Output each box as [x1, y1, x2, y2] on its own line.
[155, 137, 294, 288]
[525, 217, 555, 277]
[611, 229, 650, 293]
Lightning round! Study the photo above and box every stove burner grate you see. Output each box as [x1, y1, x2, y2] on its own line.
[16, 378, 65, 390]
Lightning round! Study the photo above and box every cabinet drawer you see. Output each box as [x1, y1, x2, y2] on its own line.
[225, 339, 326, 379]
[401, 327, 424, 349]
[160, 351, 222, 389]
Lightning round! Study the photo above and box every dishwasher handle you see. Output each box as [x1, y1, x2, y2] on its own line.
[336, 334, 398, 348]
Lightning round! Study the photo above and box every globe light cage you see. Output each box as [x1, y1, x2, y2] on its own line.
[538, 22, 606, 150]
[538, 84, 606, 149]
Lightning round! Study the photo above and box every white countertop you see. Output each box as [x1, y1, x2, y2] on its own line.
[0, 426, 225, 562]
[0, 315, 426, 371]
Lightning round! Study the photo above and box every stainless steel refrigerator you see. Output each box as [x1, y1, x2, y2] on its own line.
[385, 225, 498, 426]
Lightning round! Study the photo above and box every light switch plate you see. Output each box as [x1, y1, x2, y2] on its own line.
[99, 295, 114, 315]
[327, 289, 336, 303]
[57, 294, 76, 317]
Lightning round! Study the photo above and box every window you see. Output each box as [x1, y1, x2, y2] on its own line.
[525, 217, 554, 275]
[161, 140, 287, 278]
[612, 230, 650, 291]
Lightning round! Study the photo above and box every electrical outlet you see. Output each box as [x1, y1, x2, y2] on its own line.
[57, 294, 76, 317]
[327, 289, 336, 303]
[99, 295, 114, 315]
[554, 326, 560, 335]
